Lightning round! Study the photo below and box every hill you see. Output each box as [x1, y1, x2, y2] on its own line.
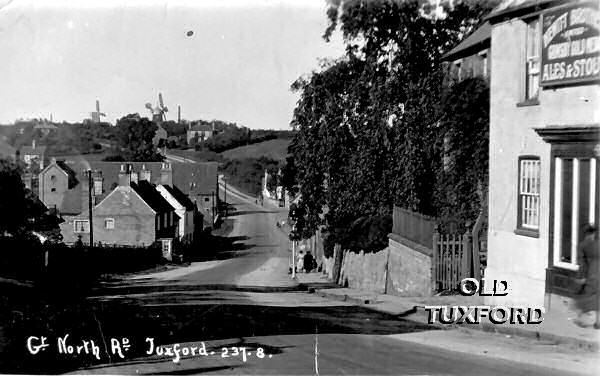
[221, 138, 290, 161]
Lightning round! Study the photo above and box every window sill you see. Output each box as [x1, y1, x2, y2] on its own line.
[516, 98, 540, 107]
[514, 228, 539, 238]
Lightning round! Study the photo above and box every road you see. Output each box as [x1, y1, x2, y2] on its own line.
[1, 178, 597, 375]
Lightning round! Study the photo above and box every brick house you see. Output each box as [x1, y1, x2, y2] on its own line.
[38, 158, 77, 212]
[40, 160, 216, 243]
[484, 0, 599, 312]
[62, 164, 180, 258]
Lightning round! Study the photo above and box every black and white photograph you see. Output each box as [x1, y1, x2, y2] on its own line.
[0, 0, 599, 374]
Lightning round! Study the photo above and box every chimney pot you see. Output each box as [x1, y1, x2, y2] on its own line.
[160, 162, 173, 186]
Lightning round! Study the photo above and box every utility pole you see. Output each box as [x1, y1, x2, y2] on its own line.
[291, 224, 296, 279]
[87, 170, 94, 247]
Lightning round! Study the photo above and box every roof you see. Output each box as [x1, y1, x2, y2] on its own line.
[60, 188, 83, 215]
[486, 0, 563, 23]
[442, 22, 491, 61]
[131, 180, 175, 214]
[55, 160, 78, 189]
[20, 145, 46, 155]
[189, 124, 213, 132]
[54, 159, 218, 215]
[162, 184, 196, 211]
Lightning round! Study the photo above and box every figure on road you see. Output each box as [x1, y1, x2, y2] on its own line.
[297, 249, 304, 273]
[303, 251, 315, 273]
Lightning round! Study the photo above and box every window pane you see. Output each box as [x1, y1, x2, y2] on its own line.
[560, 159, 573, 262]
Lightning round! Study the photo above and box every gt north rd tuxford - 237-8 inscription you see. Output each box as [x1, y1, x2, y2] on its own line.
[541, 1, 600, 86]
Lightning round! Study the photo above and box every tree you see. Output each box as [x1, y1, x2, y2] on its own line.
[0, 158, 52, 237]
[115, 114, 164, 161]
[434, 77, 489, 224]
[287, 0, 497, 247]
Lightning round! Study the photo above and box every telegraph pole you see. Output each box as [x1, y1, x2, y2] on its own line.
[87, 170, 94, 246]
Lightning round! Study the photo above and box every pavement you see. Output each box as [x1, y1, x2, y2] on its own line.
[295, 272, 600, 352]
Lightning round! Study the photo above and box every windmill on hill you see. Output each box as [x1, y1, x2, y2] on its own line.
[90, 100, 106, 123]
[145, 92, 168, 124]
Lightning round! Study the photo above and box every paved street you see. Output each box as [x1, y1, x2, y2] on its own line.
[0, 182, 597, 375]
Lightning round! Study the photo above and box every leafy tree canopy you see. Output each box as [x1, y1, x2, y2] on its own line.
[285, 0, 497, 249]
[114, 114, 164, 162]
[0, 158, 52, 237]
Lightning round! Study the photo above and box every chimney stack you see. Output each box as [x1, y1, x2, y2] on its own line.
[118, 164, 131, 186]
[140, 164, 152, 182]
[130, 170, 139, 185]
[32, 139, 36, 149]
[160, 162, 173, 186]
[93, 171, 103, 196]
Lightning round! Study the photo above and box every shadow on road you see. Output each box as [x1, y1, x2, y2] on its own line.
[0, 286, 436, 374]
[226, 210, 278, 217]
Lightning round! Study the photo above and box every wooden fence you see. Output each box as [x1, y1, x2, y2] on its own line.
[432, 208, 487, 292]
[432, 232, 472, 291]
[392, 206, 436, 249]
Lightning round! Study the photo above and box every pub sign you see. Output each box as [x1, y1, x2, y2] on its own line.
[541, 2, 599, 86]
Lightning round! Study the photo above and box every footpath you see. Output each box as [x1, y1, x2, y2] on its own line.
[295, 272, 600, 352]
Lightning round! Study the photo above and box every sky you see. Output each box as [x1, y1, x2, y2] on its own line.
[0, 0, 345, 129]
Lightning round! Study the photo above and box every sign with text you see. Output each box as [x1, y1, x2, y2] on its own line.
[541, 2, 599, 86]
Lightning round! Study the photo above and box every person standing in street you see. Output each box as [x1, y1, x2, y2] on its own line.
[303, 250, 315, 273]
[574, 224, 600, 329]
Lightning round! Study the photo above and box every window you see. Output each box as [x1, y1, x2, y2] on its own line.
[552, 157, 598, 270]
[104, 218, 115, 230]
[51, 188, 56, 192]
[74, 220, 90, 233]
[204, 197, 210, 202]
[517, 157, 541, 233]
[163, 213, 167, 227]
[525, 17, 540, 100]
[479, 51, 488, 78]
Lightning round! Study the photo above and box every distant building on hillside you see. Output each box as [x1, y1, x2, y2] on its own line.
[187, 123, 216, 145]
[19, 140, 46, 171]
[34, 121, 58, 136]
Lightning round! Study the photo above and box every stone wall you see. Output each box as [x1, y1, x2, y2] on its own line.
[386, 234, 432, 297]
[331, 233, 433, 297]
[338, 249, 389, 293]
